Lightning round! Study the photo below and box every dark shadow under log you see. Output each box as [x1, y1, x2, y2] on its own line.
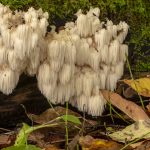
[0, 74, 50, 127]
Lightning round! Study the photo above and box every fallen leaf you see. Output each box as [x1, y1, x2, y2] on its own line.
[28, 106, 81, 124]
[146, 103, 150, 113]
[44, 145, 60, 150]
[0, 134, 15, 149]
[109, 120, 150, 143]
[61, 115, 81, 125]
[68, 134, 80, 150]
[79, 135, 129, 150]
[132, 140, 150, 150]
[79, 135, 94, 148]
[123, 87, 137, 98]
[28, 130, 45, 148]
[130, 141, 145, 148]
[101, 90, 149, 121]
[123, 78, 150, 97]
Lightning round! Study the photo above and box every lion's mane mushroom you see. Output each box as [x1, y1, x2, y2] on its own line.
[38, 7, 129, 116]
[0, 4, 129, 116]
[0, 3, 48, 94]
[0, 64, 19, 94]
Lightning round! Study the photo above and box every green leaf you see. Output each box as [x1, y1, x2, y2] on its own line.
[61, 115, 81, 125]
[14, 122, 58, 147]
[2, 144, 41, 150]
[15, 123, 30, 146]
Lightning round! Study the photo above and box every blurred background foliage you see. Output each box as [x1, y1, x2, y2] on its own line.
[0, 0, 149, 71]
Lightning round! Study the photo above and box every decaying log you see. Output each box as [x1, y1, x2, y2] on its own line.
[0, 74, 49, 127]
[0, 73, 149, 127]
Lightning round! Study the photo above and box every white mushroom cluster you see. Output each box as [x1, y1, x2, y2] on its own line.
[0, 4, 129, 116]
[38, 8, 129, 116]
[0, 4, 48, 94]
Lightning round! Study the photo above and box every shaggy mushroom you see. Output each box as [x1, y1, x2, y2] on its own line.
[38, 7, 129, 116]
[0, 3, 48, 93]
[0, 4, 129, 116]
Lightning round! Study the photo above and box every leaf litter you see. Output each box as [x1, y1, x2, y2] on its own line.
[1, 77, 150, 150]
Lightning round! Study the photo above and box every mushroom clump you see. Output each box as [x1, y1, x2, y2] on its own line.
[0, 3, 48, 94]
[0, 4, 129, 116]
[38, 7, 129, 116]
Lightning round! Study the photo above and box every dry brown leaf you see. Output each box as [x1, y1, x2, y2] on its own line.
[28, 130, 45, 148]
[123, 78, 150, 97]
[79, 135, 129, 150]
[101, 90, 149, 121]
[130, 140, 146, 149]
[0, 133, 16, 149]
[44, 145, 61, 150]
[68, 134, 80, 150]
[0, 135, 11, 145]
[146, 103, 150, 113]
[29, 128, 66, 149]
[131, 140, 150, 150]
[123, 87, 137, 98]
[28, 106, 81, 124]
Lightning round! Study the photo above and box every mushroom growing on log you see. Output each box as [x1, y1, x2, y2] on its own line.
[0, 4, 129, 116]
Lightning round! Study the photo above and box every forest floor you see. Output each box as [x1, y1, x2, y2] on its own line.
[0, 72, 150, 150]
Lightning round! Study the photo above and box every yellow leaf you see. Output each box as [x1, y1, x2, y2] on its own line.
[79, 136, 124, 150]
[124, 78, 150, 97]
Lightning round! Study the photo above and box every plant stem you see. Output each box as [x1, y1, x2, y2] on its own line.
[108, 102, 115, 124]
[26, 123, 58, 134]
[65, 102, 69, 150]
[126, 55, 145, 110]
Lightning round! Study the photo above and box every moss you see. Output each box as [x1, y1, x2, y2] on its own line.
[134, 60, 150, 72]
[0, 0, 34, 9]
[0, 0, 149, 71]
